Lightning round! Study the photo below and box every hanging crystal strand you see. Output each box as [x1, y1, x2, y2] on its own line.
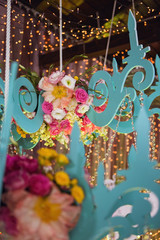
[139, 90, 144, 107]
[93, 136, 100, 185]
[103, 98, 125, 164]
[103, 99, 125, 182]
[150, 116, 156, 160]
[89, 137, 99, 186]
[102, 130, 108, 162]
[85, 144, 92, 168]
[128, 96, 137, 149]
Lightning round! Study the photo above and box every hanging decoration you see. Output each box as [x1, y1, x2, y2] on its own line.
[86, 10, 159, 133]
[24, 71, 108, 147]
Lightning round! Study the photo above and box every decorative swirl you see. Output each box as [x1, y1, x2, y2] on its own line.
[13, 77, 44, 133]
[108, 96, 140, 133]
[87, 70, 136, 127]
[131, 59, 155, 91]
[88, 70, 111, 107]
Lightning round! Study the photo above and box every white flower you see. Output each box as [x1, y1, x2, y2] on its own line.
[86, 95, 94, 106]
[77, 104, 89, 114]
[51, 108, 66, 120]
[38, 77, 45, 89]
[66, 98, 77, 111]
[61, 75, 76, 90]
[43, 114, 53, 124]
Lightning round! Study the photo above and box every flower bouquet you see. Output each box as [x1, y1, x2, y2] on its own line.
[0, 148, 85, 240]
[25, 71, 108, 147]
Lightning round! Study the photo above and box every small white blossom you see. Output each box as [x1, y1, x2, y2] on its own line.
[43, 114, 53, 124]
[77, 104, 89, 114]
[51, 108, 66, 120]
[61, 75, 76, 90]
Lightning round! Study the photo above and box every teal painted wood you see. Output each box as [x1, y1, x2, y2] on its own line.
[109, 55, 160, 133]
[0, 62, 18, 200]
[17, 137, 40, 150]
[68, 108, 160, 239]
[86, 11, 155, 130]
[92, 108, 160, 239]
[13, 77, 44, 133]
[67, 122, 95, 240]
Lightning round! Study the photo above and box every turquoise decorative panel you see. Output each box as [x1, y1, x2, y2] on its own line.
[69, 108, 160, 240]
[86, 11, 155, 131]
[0, 62, 18, 199]
[67, 122, 95, 240]
[13, 77, 44, 133]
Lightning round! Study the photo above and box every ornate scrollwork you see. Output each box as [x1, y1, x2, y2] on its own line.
[13, 76, 44, 133]
[87, 11, 156, 133]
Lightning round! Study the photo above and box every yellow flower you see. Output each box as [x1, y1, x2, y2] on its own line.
[55, 171, 70, 186]
[16, 126, 27, 138]
[52, 86, 67, 98]
[74, 76, 79, 81]
[37, 148, 58, 166]
[71, 185, 85, 204]
[56, 154, 69, 165]
[34, 197, 61, 223]
[37, 148, 58, 158]
[70, 178, 78, 186]
[46, 172, 54, 181]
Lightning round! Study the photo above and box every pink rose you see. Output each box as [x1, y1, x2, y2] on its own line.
[82, 115, 91, 125]
[75, 88, 88, 104]
[49, 119, 59, 129]
[60, 119, 71, 131]
[50, 127, 60, 136]
[75, 105, 83, 117]
[28, 174, 52, 196]
[0, 207, 18, 236]
[4, 170, 30, 190]
[42, 101, 53, 114]
[48, 71, 65, 84]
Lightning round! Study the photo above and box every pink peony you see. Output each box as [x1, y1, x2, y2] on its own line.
[13, 157, 38, 173]
[4, 170, 30, 191]
[82, 115, 91, 125]
[0, 207, 18, 236]
[28, 174, 52, 196]
[6, 155, 19, 172]
[48, 71, 65, 84]
[12, 185, 81, 240]
[75, 88, 88, 104]
[60, 119, 71, 132]
[42, 101, 53, 114]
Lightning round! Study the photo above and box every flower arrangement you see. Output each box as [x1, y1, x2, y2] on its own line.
[24, 71, 108, 147]
[0, 148, 85, 240]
